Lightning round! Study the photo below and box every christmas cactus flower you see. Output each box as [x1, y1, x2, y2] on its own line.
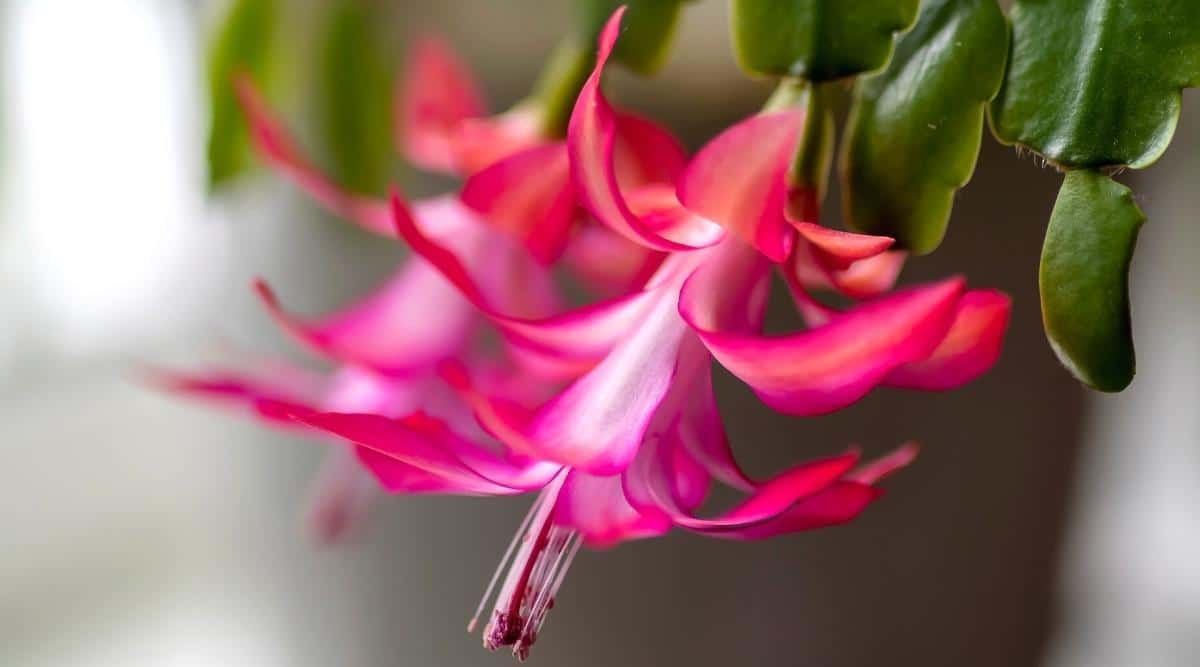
[246, 9, 1011, 658]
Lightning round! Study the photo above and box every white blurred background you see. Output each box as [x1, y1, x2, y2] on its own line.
[0, 1, 1196, 666]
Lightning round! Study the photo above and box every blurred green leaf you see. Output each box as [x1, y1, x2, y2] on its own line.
[316, 0, 394, 195]
[990, 0, 1200, 169]
[842, 0, 1008, 254]
[1040, 170, 1144, 392]
[578, 0, 692, 74]
[731, 0, 918, 81]
[206, 0, 278, 190]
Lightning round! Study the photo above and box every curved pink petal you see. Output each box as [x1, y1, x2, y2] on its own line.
[562, 224, 664, 295]
[847, 442, 920, 485]
[304, 445, 378, 543]
[253, 262, 477, 375]
[681, 273, 966, 416]
[886, 290, 1012, 390]
[391, 193, 656, 378]
[354, 446, 488, 495]
[793, 222, 894, 269]
[460, 143, 575, 263]
[567, 8, 725, 252]
[441, 287, 692, 475]
[399, 36, 488, 173]
[148, 364, 325, 427]
[789, 236, 907, 300]
[555, 471, 671, 548]
[715, 482, 882, 541]
[612, 111, 688, 190]
[674, 367, 754, 492]
[234, 76, 393, 236]
[624, 432, 861, 534]
[677, 110, 803, 263]
[279, 405, 562, 495]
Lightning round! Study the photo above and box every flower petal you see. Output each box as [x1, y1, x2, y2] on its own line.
[886, 290, 1012, 390]
[391, 193, 658, 378]
[460, 142, 575, 263]
[625, 433, 861, 534]
[677, 110, 803, 263]
[561, 224, 664, 295]
[277, 404, 562, 494]
[714, 482, 882, 540]
[793, 222, 895, 269]
[681, 273, 966, 416]
[567, 8, 725, 252]
[555, 471, 671, 547]
[304, 445, 378, 543]
[235, 75, 393, 236]
[441, 286, 691, 475]
[674, 367, 754, 492]
[253, 260, 477, 374]
[789, 233, 908, 299]
[612, 110, 688, 190]
[398, 36, 488, 173]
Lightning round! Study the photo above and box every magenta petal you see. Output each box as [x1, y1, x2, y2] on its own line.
[555, 471, 672, 547]
[886, 290, 1012, 390]
[612, 111, 688, 190]
[681, 274, 966, 415]
[627, 441, 861, 533]
[443, 288, 691, 475]
[399, 36, 489, 174]
[677, 110, 803, 263]
[392, 193, 656, 378]
[283, 406, 562, 494]
[253, 261, 476, 374]
[789, 234, 908, 300]
[674, 366, 754, 492]
[460, 143, 575, 264]
[567, 9, 725, 252]
[793, 222, 894, 269]
[234, 76, 394, 236]
[847, 442, 920, 485]
[304, 445, 377, 543]
[715, 482, 882, 541]
[562, 224, 664, 295]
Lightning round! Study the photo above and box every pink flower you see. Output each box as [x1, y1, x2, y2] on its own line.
[169, 11, 1011, 658]
[254, 9, 1012, 658]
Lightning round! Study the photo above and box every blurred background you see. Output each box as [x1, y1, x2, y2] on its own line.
[0, 1, 1196, 665]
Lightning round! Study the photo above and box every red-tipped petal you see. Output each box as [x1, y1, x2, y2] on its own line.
[460, 142, 576, 263]
[555, 471, 672, 547]
[886, 290, 1012, 390]
[681, 274, 966, 416]
[281, 405, 561, 495]
[793, 222, 894, 269]
[398, 36, 488, 173]
[235, 75, 394, 236]
[567, 9, 725, 252]
[392, 193, 657, 378]
[715, 482, 882, 540]
[442, 288, 691, 476]
[562, 224, 665, 295]
[612, 110, 688, 190]
[253, 262, 477, 375]
[677, 110, 803, 263]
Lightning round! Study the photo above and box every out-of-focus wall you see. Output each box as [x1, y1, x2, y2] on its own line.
[2, 1, 1191, 666]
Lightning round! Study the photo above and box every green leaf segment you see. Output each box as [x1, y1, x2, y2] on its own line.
[206, 0, 278, 190]
[842, 0, 1009, 255]
[989, 0, 1199, 391]
[1040, 171, 1144, 392]
[731, 0, 918, 81]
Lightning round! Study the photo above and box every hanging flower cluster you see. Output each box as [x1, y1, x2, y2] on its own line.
[171, 7, 1011, 660]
